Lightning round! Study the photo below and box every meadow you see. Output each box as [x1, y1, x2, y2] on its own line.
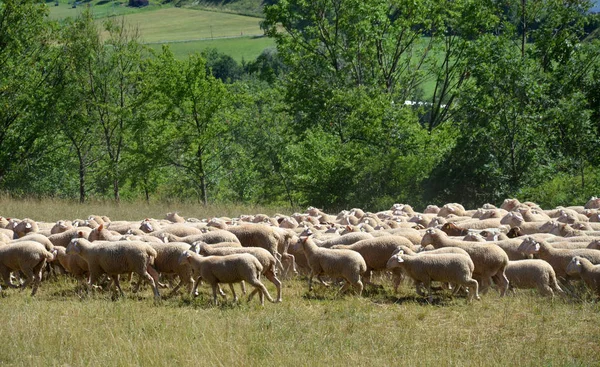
[0, 198, 599, 366]
[47, 1, 271, 61]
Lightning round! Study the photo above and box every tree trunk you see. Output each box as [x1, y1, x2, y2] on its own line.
[197, 146, 208, 205]
[79, 160, 86, 204]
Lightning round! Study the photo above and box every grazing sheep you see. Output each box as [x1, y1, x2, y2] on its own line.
[421, 228, 510, 296]
[197, 244, 283, 302]
[0, 241, 55, 296]
[505, 260, 564, 297]
[66, 238, 161, 300]
[179, 251, 274, 305]
[299, 237, 367, 295]
[386, 252, 480, 302]
[566, 256, 600, 296]
[517, 237, 600, 280]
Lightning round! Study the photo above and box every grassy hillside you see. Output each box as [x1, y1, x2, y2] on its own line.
[47, 1, 271, 61]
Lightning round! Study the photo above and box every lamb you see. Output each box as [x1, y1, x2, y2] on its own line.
[331, 236, 415, 289]
[566, 256, 600, 296]
[421, 228, 510, 295]
[196, 244, 283, 302]
[517, 237, 600, 280]
[504, 260, 564, 297]
[66, 238, 161, 300]
[298, 237, 367, 295]
[386, 252, 480, 302]
[178, 251, 274, 305]
[0, 241, 55, 296]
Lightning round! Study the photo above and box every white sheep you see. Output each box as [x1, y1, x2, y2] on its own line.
[566, 256, 600, 297]
[386, 252, 480, 302]
[0, 241, 55, 296]
[298, 237, 367, 295]
[66, 238, 161, 300]
[197, 244, 283, 303]
[505, 260, 564, 297]
[421, 228, 510, 296]
[178, 251, 274, 305]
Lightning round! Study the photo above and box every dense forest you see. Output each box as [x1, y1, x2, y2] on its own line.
[1, 0, 599, 211]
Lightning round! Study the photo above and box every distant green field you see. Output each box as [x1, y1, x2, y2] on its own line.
[47, 2, 270, 62]
[146, 36, 275, 62]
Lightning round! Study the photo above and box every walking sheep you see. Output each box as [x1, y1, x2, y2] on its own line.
[386, 252, 480, 302]
[566, 256, 600, 297]
[0, 241, 55, 296]
[178, 251, 274, 306]
[505, 260, 564, 297]
[299, 237, 367, 295]
[66, 238, 161, 300]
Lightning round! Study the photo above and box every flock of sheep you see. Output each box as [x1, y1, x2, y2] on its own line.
[2, 196, 600, 305]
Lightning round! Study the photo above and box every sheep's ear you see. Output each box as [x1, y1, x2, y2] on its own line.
[25, 222, 32, 229]
[98, 224, 104, 231]
[78, 231, 84, 238]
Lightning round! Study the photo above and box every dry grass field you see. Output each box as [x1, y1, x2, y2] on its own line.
[1, 198, 600, 366]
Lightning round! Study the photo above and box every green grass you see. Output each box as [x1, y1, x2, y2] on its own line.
[1, 276, 599, 366]
[146, 36, 275, 61]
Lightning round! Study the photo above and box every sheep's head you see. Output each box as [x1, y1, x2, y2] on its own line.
[140, 220, 154, 233]
[189, 241, 207, 254]
[566, 256, 584, 275]
[423, 205, 440, 214]
[501, 198, 520, 211]
[585, 196, 600, 209]
[517, 237, 540, 255]
[386, 253, 404, 269]
[539, 220, 559, 233]
[507, 227, 523, 238]
[421, 228, 442, 247]
[178, 251, 193, 265]
[588, 240, 600, 250]
[66, 239, 81, 255]
[463, 232, 485, 242]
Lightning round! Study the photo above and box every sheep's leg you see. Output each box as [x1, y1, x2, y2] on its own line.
[247, 278, 273, 305]
[240, 280, 246, 295]
[316, 275, 330, 287]
[192, 276, 202, 297]
[112, 275, 125, 298]
[211, 283, 219, 305]
[274, 254, 285, 275]
[491, 271, 509, 296]
[391, 269, 404, 293]
[466, 279, 480, 301]
[425, 279, 433, 303]
[308, 272, 314, 291]
[31, 259, 47, 296]
[142, 269, 161, 300]
[0, 268, 18, 289]
[18, 267, 35, 294]
[229, 283, 238, 302]
[264, 271, 282, 303]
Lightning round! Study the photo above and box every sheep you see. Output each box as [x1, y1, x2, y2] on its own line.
[166, 212, 185, 223]
[386, 252, 480, 302]
[566, 256, 600, 296]
[66, 238, 161, 300]
[48, 227, 92, 248]
[50, 220, 73, 234]
[53, 246, 89, 284]
[517, 237, 600, 280]
[178, 251, 274, 305]
[421, 228, 510, 296]
[197, 244, 283, 302]
[12, 234, 54, 252]
[145, 242, 195, 296]
[317, 232, 374, 248]
[331, 236, 415, 289]
[504, 260, 564, 297]
[298, 237, 367, 295]
[13, 218, 39, 238]
[161, 230, 241, 245]
[225, 224, 288, 273]
[88, 224, 127, 242]
[148, 224, 203, 238]
[437, 203, 467, 217]
[585, 196, 600, 209]
[0, 241, 55, 296]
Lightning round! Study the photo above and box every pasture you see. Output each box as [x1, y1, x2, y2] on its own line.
[0, 198, 600, 365]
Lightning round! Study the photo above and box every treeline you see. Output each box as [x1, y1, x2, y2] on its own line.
[1, 0, 599, 211]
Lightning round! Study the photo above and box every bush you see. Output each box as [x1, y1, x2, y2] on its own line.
[128, 0, 148, 7]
